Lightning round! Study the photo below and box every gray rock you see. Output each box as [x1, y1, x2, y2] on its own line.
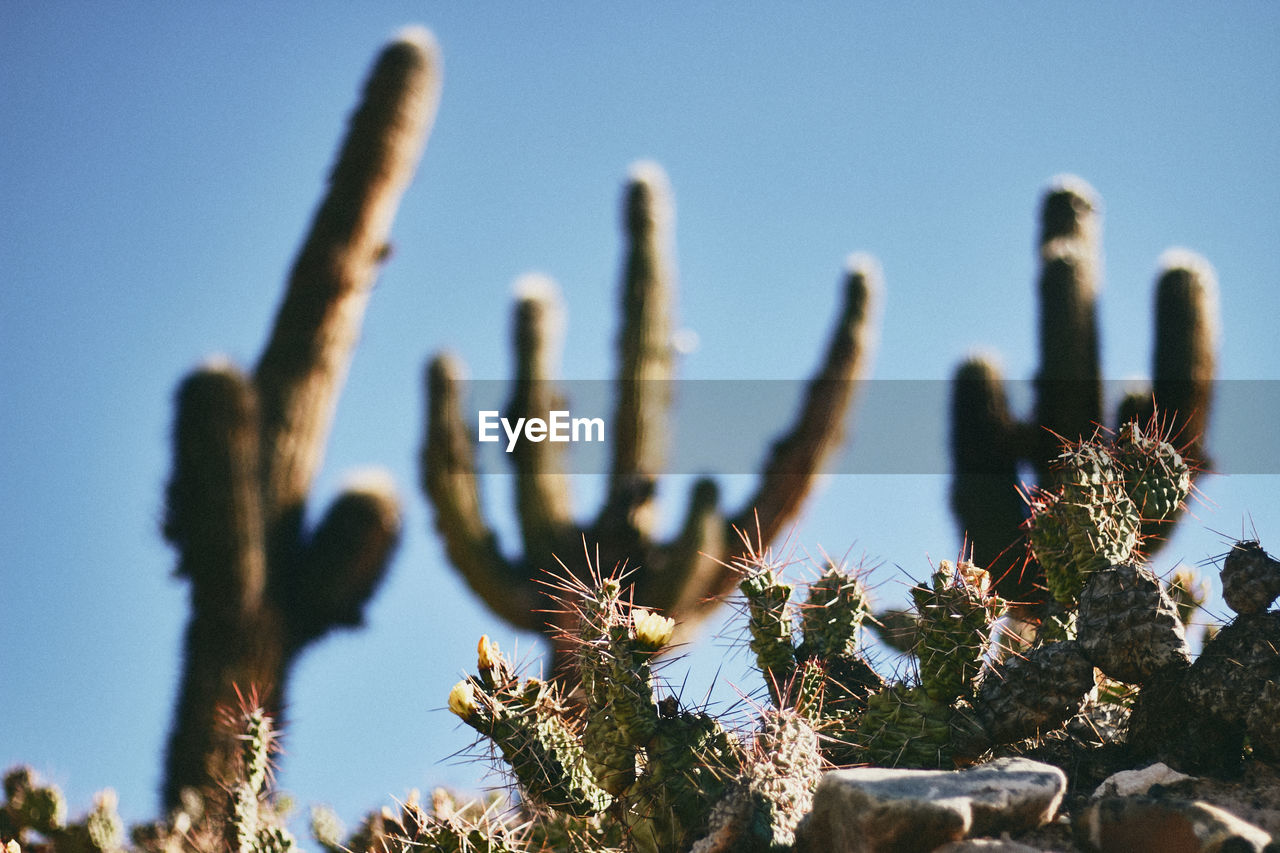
[1092, 762, 1195, 799]
[1078, 797, 1277, 852]
[934, 841, 1048, 853]
[795, 757, 1066, 853]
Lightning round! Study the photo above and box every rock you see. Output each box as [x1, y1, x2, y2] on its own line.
[934, 840, 1049, 852]
[1078, 797, 1277, 852]
[795, 757, 1066, 853]
[1092, 762, 1195, 799]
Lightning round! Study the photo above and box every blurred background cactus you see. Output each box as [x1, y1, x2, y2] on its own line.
[422, 163, 881, 678]
[159, 29, 439, 805]
[948, 177, 1219, 611]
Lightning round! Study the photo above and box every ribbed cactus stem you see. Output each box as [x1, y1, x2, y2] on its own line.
[911, 561, 1001, 704]
[609, 162, 675, 536]
[507, 276, 574, 565]
[254, 28, 439, 524]
[856, 684, 953, 769]
[1150, 250, 1218, 465]
[800, 566, 871, 661]
[740, 568, 797, 704]
[451, 642, 612, 817]
[950, 357, 1029, 598]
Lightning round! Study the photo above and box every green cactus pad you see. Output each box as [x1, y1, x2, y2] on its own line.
[856, 684, 953, 769]
[800, 567, 869, 661]
[910, 561, 1000, 705]
[1115, 421, 1191, 523]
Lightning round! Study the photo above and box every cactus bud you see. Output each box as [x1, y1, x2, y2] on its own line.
[633, 608, 676, 651]
[477, 635, 499, 671]
[448, 681, 477, 719]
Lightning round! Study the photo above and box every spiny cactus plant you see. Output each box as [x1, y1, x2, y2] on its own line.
[443, 558, 869, 853]
[1025, 420, 1193, 607]
[160, 29, 439, 804]
[422, 162, 881, 676]
[3, 695, 296, 853]
[1127, 538, 1280, 773]
[949, 176, 1218, 608]
[0, 767, 125, 853]
[736, 549, 1001, 770]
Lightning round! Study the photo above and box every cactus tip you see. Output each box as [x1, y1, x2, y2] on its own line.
[1045, 173, 1101, 209]
[512, 272, 561, 304]
[391, 24, 439, 55]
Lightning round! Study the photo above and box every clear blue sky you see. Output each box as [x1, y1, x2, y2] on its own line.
[3, 1, 1278, 833]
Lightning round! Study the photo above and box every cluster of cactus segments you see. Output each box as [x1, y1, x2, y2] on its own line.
[734, 546, 1003, 769]
[1128, 538, 1280, 772]
[449, 571, 754, 853]
[0, 767, 122, 853]
[445, 559, 879, 853]
[2, 694, 298, 853]
[1026, 420, 1192, 606]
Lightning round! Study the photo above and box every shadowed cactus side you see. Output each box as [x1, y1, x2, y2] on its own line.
[422, 163, 881, 678]
[949, 177, 1218, 611]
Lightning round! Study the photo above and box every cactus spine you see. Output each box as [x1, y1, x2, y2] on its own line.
[161, 31, 439, 804]
[422, 165, 881, 677]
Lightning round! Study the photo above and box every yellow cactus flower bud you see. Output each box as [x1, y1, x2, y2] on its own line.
[632, 608, 675, 651]
[477, 635, 499, 670]
[448, 680, 477, 718]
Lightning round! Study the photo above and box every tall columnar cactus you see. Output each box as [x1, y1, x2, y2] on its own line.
[423, 163, 880, 674]
[161, 30, 440, 805]
[949, 177, 1218, 607]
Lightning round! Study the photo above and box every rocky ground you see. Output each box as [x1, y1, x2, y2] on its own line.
[796, 758, 1280, 852]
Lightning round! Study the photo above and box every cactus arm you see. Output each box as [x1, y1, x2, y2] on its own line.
[254, 31, 440, 523]
[1151, 252, 1218, 464]
[422, 355, 543, 631]
[165, 365, 268, 609]
[507, 279, 575, 563]
[1032, 178, 1102, 477]
[286, 476, 401, 645]
[604, 163, 675, 537]
[645, 478, 725, 616]
[723, 258, 880, 599]
[949, 357, 1036, 602]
